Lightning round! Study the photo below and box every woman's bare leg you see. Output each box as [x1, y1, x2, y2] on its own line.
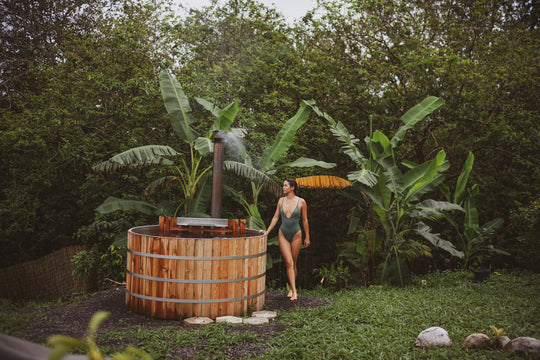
[279, 230, 302, 301]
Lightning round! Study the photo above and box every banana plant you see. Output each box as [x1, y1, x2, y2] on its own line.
[93, 70, 237, 217]
[309, 97, 464, 285]
[224, 99, 336, 229]
[440, 151, 508, 268]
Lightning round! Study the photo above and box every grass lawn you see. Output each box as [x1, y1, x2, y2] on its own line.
[1, 270, 539, 359]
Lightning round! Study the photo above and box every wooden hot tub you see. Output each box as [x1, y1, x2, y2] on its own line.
[125, 217, 266, 319]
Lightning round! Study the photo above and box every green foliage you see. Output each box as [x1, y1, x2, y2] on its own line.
[93, 70, 238, 218]
[316, 260, 352, 290]
[1, 0, 537, 275]
[71, 250, 98, 280]
[311, 97, 464, 286]
[100, 244, 127, 284]
[505, 199, 540, 271]
[224, 99, 335, 229]
[441, 152, 509, 269]
[0, 0, 176, 266]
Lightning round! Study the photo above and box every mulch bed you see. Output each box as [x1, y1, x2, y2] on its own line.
[19, 287, 331, 358]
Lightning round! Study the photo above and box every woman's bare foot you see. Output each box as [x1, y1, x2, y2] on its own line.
[290, 292, 298, 301]
[287, 289, 293, 298]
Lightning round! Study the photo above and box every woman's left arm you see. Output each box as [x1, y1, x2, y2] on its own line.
[301, 199, 310, 247]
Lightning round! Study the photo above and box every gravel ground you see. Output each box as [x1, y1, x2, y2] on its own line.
[19, 287, 331, 358]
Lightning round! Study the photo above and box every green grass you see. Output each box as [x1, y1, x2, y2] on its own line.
[1, 271, 538, 359]
[261, 271, 539, 359]
[0, 298, 48, 338]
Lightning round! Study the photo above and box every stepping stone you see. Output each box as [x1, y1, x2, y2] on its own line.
[252, 310, 277, 321]
[184, 317, 214, 326]
[243, 317, 269, 325]
[216, 316, 243, 324]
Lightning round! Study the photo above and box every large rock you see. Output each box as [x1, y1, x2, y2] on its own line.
[503, 337, 540, 359]
[415, 327, 452, 348]
[462, 333, 491, 349]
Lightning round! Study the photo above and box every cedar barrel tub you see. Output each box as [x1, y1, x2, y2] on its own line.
[125, 217, 266, 319]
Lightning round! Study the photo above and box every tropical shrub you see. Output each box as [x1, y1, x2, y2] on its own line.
[309, 97, 464, 285]
[224, 99, 336, 229]
[93, 70, 239, 218]
[441, 151, 509, 269]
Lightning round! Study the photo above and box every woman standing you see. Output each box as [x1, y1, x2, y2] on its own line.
[265, 179, 310, 301]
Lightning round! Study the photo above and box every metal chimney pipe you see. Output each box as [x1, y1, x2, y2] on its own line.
[211, 130, 226, 218]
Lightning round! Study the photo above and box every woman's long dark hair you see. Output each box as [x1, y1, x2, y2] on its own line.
[285, 178, 298, 192]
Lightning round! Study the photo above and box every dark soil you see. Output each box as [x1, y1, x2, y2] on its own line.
[20, 287, 331, 358]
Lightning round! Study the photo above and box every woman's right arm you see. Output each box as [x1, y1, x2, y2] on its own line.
[265, 198, 282, 234]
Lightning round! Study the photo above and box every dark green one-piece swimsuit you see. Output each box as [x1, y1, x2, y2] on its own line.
[280, 198, 301, 242]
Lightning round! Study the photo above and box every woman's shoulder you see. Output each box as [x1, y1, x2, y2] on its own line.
[297, 197, 307, 205]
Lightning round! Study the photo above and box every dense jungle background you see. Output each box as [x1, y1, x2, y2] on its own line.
[1, 0, 538, 290]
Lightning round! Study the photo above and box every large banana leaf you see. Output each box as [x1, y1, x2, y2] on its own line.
[464, 197, 479, 231]
[415, 222, 464, 258]
[195, 97, 221, 118]
[404, 150, 446, 201]
[411, 199, 464, 219]
[196, 98, 237, 133]
[347, 168, 378, 187]
[416, 199, 464, 213]
[363, 172, 391, 211]
[258, 100, 314, 173]
[159, 70, 199, 143]
[369, 130, 393, 161]
[194, 136, 213, 156]
[407, 172, 447, 203]
[92, 145, 179, 172]
[96, 196, 160, 216]
[480, 217, 504, 234]
[454, 151, 475, 204]
[391, 96, 444, 148]
[247, 216, 266, 230]
[224, 160, 281, 195]
[214, 101, 238, 132]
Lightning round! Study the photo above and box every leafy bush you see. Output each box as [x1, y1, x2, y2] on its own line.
[316, 260, 352, 290]
[71, 250, 97, 280]
[505, 199, 540, 271]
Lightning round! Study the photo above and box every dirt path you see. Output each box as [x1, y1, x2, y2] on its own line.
[22, 287, 331, 349]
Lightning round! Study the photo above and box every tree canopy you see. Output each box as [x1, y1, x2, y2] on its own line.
[1, 0, 538, 274]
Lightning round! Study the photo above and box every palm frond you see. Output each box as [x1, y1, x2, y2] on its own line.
[296, 175, 352, 189]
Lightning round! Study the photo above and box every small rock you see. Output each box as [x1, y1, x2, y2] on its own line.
[503, 337, 540, 359]
[415, 327, 452, 348]
[252, 310, 277, 321]
[184, 317, 214, 326]
[462, 333, 491, 349]
[215, 316, 243, 324]
[243, 317, 269, 325]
